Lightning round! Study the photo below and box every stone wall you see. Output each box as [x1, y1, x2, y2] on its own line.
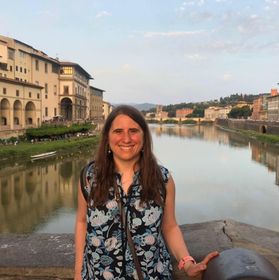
[216, 118, 279, 135]
[0, 220, 278, 280]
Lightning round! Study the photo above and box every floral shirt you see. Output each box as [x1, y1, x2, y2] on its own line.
[81, 162, 173, 280]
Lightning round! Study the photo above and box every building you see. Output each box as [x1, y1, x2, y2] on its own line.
[176, 108, 193, 118]
[156, 105, 168, 118]
[0, 76, 43, 131]
[103, 101, 113, 120]
[59, 62, 92, 121]
[0, 34, 104, 135]
[251, 94, 269, 120]
[204, 106, 232, 121]
[89, 86, 104, 121]
[267, 89, 279, 121]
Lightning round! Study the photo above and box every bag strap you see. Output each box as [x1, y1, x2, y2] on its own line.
[114, 182, 144, 280]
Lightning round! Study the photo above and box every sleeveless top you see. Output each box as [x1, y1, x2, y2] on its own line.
[80, 162, 173, 280]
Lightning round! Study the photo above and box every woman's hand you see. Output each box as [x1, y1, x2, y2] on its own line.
[184, 251, 219, 277]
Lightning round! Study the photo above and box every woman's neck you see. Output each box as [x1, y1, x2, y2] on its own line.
[113, 158, 140, 175]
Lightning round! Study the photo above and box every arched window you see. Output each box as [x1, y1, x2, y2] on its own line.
[14, 117, 19, 125]
[1, 117, 7, 125]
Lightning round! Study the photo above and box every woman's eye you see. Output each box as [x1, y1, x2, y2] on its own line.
[129, 128, 140, 134]
[113, 129, 122, 134]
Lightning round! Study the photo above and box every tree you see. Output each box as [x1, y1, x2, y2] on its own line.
[228, 106, 252, 119]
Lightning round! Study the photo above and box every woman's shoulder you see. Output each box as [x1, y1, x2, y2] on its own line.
[80, 161, 96, 200]
[85, 161, 95, 178]
[158, 164, 170, 183]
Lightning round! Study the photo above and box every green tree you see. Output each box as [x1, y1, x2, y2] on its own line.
[228, 106, 252, 119]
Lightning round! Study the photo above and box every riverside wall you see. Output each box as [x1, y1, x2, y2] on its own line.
[0, 219, 278, 280]
[215, 118, 279, 135]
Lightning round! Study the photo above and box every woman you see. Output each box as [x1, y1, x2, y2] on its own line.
[75, 105, 218, 279]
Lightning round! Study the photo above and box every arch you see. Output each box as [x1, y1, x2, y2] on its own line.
[0, 98, 11, 127]
[261, 125, 267, 134]
[61, 97, 73, 120]
[13, 100, 22, 126]
[25, 101, 36, 126]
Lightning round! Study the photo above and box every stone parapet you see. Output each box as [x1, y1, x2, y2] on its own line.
[0, 220, 278, 279]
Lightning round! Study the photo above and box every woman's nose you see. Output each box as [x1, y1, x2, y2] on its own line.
[122, 131, 131, 142]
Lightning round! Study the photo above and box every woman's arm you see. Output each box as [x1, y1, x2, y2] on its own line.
[74, 182, 87, 280]
[161, 175, 218, 277]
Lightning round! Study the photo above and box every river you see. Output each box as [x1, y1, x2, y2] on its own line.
[0, 124, 279, 234]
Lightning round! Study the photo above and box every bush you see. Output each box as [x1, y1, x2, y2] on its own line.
[25, 123, 94, 140]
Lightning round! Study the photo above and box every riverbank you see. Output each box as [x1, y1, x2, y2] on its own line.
[0, 135, 99, 166]
[0, 220, 278, 280]
[215, 118, 279, 145]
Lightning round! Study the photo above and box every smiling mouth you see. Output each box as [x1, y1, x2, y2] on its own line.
[119, 146, 134, 150]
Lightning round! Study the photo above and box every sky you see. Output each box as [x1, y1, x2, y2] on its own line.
[1, 0, 279, 105]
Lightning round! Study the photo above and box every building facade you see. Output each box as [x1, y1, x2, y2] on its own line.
[89, 86, 104, 122]
[176, 108, 193, 118]
[0, 35, 102, 136]
[103, 101, 113, 120]
[0, 35, 61, 124]
[251, 94, 269, 121]
[59, 62, 92, 121]
[0, 77, 43, 132]
[204, 106, 231, 121]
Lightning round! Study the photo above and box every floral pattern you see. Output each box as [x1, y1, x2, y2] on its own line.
[81, 162, 173, 279]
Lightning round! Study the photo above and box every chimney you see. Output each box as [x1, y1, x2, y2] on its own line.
[271, 88, 278, 96]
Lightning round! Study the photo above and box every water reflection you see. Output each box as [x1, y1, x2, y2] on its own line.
[0, 156, 91, 233]
[150, 124, 279, 186]
[0, 124, 279, 233]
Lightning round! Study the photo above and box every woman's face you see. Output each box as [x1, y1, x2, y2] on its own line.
[108, 114, 144, 166]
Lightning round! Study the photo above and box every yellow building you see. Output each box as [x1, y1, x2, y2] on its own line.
[0, 35, 101, 135]
[0, 35, 61, 124]
[0, 77, 43, 136]
[103, 101, 113, 120]
[59, 62, 92, 121]
[89, 86, 104, 122]
[204, 106, 232, 121]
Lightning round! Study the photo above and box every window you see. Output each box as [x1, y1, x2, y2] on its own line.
[45, 107, 48, 117]
[63, 85, 69, 95]
[54, 108, 57, 116]
[8, 49, 15, 60]
[19, 50, 25, 58]
[45, 63, 48, 73]
[45, 83, 48, 94]
[29, 92, 32, 98]
[20, 67, 22, 73]
[10, 65, 12, 72]
[37, 93, 40, 99]
[14, 117, 19, 125]
[60, 66, 73, 75]
[54, 85, 57, 95]
[16, 66, 18, 71]
[35, 60, 39, 71]
[1, 117, 7, 125]
[52, 64, 59, 74]
[3, 88, 6, 94]
[16, 89, 19, 96]
[24, 68, 27, 74]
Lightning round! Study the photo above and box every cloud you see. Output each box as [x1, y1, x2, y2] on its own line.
[144, 30, 203, 38]
[95, 11, 111, 19]
[186, 53, 206, 61]
[265, 0, 279, 5]
[222, 73, 233, 81]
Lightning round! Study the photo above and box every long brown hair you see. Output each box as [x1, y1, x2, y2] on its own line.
[90, 105, 166, 206]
